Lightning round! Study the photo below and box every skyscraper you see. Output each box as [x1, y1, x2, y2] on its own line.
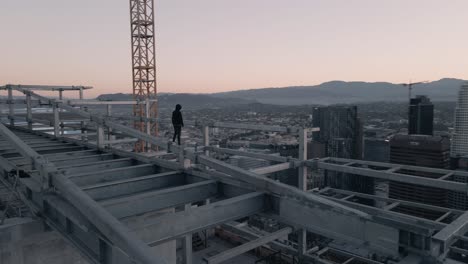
[364, 138, 390, 163]
[390, 135, 450, 168]
[312, 106, 362, 159]
[389, 134, 452, 216]
[313, 106, 369, 192]
[451, 84, 468, 158]
[408, 95, 434, 135]
[449, 84, 468, 209]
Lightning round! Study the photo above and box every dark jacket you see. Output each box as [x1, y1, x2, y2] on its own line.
[172, 105, 184, 126]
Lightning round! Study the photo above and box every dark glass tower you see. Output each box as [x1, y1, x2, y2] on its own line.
[312, 106, 369, 193]
[408, 95, 434, 135]
[312, 106, 362, 159]
[389, 134, 457, 216]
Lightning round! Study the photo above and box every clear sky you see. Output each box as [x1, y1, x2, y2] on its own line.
[1, 0, 468, 98]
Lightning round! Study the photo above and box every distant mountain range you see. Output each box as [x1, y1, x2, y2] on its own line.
[97, 78, 466, 107]
[212, 78, 466, 105]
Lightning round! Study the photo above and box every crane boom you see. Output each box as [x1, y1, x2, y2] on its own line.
[129, 0, 158, 151]
[401, 81, 428, 101]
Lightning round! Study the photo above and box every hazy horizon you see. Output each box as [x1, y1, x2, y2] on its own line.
[93, 77, 465, 96]
[2, 0, 468, 98]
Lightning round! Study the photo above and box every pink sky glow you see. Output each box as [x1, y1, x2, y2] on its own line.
[1, 0, 468, 98]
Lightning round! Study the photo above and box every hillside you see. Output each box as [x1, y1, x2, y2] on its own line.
[212, 78, 466, 105]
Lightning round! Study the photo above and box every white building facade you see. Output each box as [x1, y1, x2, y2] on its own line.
[452, 84, 468, 157]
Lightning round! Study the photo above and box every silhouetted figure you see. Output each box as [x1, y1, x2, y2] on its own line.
[172, 104, 184, 145]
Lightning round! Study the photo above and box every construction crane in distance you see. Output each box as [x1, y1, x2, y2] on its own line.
[400, 80, 429, 101]
[129, 0, 158, 152]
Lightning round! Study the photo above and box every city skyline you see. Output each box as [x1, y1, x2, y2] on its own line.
[2, 0, 468, 98]
[3, 2, 468, 263]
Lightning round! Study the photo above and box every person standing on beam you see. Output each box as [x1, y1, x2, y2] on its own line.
[172, 104, 184, 145]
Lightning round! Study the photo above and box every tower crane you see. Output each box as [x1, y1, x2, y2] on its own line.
[129, 0, 158, 152]
[400, 81, 428, 101]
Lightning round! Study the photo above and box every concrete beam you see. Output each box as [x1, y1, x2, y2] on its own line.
[0, 123, 166, 264]
[50, 170, 166, 264]
[5, 84, 92, 91]
[0, 140, 65, 151]
[205, 146, 289, 163]
[102, 181, 218, 219]
[433, 211, 468, 252]
[273, 197, 400, 256]
[322, 188, 460, 215]
[83, 171, 184, 201]
[0, 142, 73, 152]
[103, 138, 138, 145]
[250, 162, 293, 175]
[66, 99, 155, 105]
[43, 149, 98, 159]
[220, 222, 301, 258]
[315, 161, 468, 193]
[321, 157, 468, 178]
[133, 192, 265, 246]
[197, 155, 370, 219]
[57, 158, 134, 175]
[203, 227, 292, 264]
[0, 122, 40, 166]
[12, 89, 179, 153]
[0, 98, 39, 104]
[68, 164, 156, 186]
[210, 122, 319, 134]
[316, 192, 446, 233]
[51, 154, 114, 167]
[44, 194, 96, 232]
[0, 145, 85, 159]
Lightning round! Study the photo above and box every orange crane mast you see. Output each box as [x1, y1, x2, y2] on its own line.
[129, 0, 158, 152]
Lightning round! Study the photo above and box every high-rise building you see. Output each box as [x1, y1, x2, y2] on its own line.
[312, 106, 363, 159]
[389, 134, 452, 217]
[364, 138, 390, 163]
[449, 84, 468, 209]
[390, 135, 450, 168]
[451, 84, 468, 158]
[408, 95, 434, 135]
[313, 106, 370, 192]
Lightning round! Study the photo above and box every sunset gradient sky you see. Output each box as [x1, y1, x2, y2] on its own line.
[1, 0, 468, 98]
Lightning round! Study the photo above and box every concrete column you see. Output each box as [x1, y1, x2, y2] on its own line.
[204, 198, 214, 238]
[53, 103, 60, 137]
[97, 125, 105, 150]
[78, 88, 84, 100]
[203, 126, 210, 156]
[107, 105, 113, 143]
[79, 90, 86, 141]
[8, 87, 14, 126]
[26, 93, 32, 130]
[298, 128, 308, 259]
[80, 106, 88, 142]
[298, 128, 308, 190]
[182, 204, 193, 264]
[202, 126, 210, 169]
[59, 90, 65, 135]
[145, 99, 151, 151]
[179, 147, 191, 169]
